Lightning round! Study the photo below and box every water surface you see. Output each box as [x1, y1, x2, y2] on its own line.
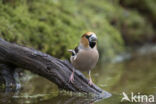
[0, 46, 156, 104]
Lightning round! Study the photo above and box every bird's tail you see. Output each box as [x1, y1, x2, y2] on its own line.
[68, 49, 75, 56]
[68, 49, 73, 52]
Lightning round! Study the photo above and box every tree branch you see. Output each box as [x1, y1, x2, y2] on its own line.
[0, 38, 111, 98]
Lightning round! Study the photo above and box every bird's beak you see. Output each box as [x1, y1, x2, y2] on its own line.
[89, 34, 97, 42]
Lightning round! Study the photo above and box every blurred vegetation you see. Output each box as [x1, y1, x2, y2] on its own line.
[118, 0, 156, 45]
[0, 0, 155, 62]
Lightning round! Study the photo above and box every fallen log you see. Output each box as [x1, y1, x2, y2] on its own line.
[0, 64, 21, 92]
[0, 38, 111, 98]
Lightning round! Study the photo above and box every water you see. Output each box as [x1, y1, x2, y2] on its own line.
[0, 45, 156, 104]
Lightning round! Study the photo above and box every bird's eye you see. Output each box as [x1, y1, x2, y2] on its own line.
[85, 35, 90, 39]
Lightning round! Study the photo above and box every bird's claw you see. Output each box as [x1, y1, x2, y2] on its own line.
[88, 78, 93, 86]
[69, 72, 74, 83]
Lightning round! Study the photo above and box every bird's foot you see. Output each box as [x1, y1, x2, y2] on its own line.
[88, 78, 93, 86]
[69, 72, 74, 83]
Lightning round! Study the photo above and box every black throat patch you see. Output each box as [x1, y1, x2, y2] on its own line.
[89, 42, 96, 48]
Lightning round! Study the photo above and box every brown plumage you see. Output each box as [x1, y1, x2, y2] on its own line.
[68, 32, 99, 85]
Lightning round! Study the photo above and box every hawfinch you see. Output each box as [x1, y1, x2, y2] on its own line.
[68, 32, 99, 85]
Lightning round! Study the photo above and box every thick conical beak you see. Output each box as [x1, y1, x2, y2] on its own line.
[89, 34, 97, 42]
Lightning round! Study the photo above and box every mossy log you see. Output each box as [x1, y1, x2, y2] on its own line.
[0, 38, 111, 99]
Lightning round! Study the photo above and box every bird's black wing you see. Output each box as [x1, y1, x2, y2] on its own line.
[68, 46, 79, 56]
[74, 46, 79, 54]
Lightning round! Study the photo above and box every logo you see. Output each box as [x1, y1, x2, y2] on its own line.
[121, 92, 155, 103]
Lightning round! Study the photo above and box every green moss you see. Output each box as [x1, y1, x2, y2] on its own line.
[0, 0, 155, 62]
[0, 0, 125, 62]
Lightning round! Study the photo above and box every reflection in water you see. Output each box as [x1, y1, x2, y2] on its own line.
[0, 73, 108, 104]
[94, 52, 156, 95]
[0, 45, 156, 104]
[38, 95, 97, 104]
[0, 89, 104, 104]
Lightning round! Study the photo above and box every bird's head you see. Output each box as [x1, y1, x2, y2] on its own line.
[80, 32, 97, 48]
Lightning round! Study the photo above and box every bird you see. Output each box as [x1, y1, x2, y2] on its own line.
[68, 32, 99, 85]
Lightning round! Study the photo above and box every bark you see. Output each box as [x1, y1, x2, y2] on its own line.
[0, 38, 111, 98]
[0, 64, 21, 92]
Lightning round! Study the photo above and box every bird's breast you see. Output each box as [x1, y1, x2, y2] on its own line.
[72, 49, 99, 71]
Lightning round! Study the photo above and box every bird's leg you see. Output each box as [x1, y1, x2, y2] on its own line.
[88, 70, 93, 86]
[69, 69, 75, 83]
